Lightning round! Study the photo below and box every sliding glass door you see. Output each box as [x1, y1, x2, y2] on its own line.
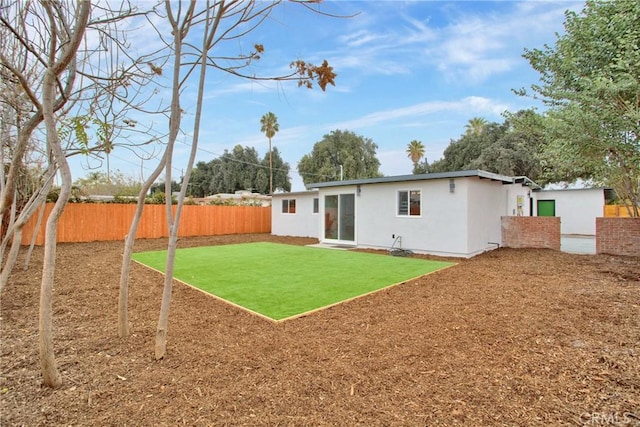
[324, 194, 355, 242]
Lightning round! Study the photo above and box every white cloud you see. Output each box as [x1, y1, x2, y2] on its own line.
[427, 2, 580, 84]
[297, 1, 578, 86]
[399, 14, 438, 44]
[330, 96, 510, 130]
[339, 29, 389, 48]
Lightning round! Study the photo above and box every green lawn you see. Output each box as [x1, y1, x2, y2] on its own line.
[132, 242, 454, 321]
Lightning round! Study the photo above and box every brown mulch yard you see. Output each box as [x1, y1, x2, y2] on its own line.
[1, 234, 639, 426]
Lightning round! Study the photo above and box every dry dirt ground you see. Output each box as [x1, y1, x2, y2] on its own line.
[1, 234, 639, 426]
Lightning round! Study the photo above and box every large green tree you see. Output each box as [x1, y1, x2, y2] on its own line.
[429, 112, 544, 182]
[259, 147, 290, 193]
[150, 180, 180, 196]
[521, 0, 640, 215]
[429, 121, 504, 173]
[189, 145, 290, 196]
[297, 130, 382, 184]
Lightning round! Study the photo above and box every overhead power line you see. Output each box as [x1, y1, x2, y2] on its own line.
[90, 140, 337, 182]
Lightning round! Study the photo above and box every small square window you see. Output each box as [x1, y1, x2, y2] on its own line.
[282, 199, 296, 214]
[398, 190, 420, 216]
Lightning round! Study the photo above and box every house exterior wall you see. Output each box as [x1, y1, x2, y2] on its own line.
[466, 179, 511, 255]
[504, 183, 533, 217]
[339, 178, 470, 257]
[271, 191, 319, 238]
[533, 188, 605, 235]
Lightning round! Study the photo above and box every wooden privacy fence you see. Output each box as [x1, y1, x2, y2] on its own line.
[604, 205, 637, 217]
[20, 203, 272, 245]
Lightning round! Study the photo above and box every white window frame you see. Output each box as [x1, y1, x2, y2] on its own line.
[397, 189, 421, 217]
[281, 199, 296, 214]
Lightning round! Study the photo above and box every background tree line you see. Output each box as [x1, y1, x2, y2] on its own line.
[425, 111, 545, 183]
[188, 145, 290, 196]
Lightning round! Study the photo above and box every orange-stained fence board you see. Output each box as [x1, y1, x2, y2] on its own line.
[20, 203, 271, 245]
[603, 205, 635, 217]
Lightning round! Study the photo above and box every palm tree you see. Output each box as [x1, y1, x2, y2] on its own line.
[260, 112, 279, 194]
[406, 140, 425, 172]
[464, 117, 488, 136]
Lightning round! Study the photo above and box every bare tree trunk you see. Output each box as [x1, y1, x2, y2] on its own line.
[0, 190, 18, 261]
[0, 229, 22, 293]
[118, 150, 168, 337]
[155, 0, 213, 359]
[23, 201, 47, 270]
[39, 186, 66, 387]
[39, 76, 70, 388]
[155, 230, 177, 359]
[154, 0, 192, 359]
[37, 0, 91, 388]
[1, 166, 55, 290]
[0, 115, 41, 223]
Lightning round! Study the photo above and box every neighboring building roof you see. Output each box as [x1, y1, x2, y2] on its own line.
[306, 169, 529, 189]
[204, 190, 271, 206]
[205, 190, 271, 200]
[534, 187, 610, 193]
[512, 176, 542, 189]
[271, 190, 319, 198]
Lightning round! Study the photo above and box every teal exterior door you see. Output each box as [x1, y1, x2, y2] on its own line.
[537, 200, 555, 216]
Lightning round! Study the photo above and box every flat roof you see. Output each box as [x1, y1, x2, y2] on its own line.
[306, 169, 520, 189]
[271, 190, 319, 197]
[534, 187, 610, 192]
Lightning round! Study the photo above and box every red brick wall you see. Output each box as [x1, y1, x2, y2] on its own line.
[596, 217, 640, 256]
[501, 216, 561, 250]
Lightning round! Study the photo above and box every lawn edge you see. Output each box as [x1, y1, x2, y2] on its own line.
[131, 259, 278, 322]
[275, 263, 458, 322]
[132, 254, 458, 323]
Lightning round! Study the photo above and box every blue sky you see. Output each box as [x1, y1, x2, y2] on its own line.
[70, 1, 584, 192]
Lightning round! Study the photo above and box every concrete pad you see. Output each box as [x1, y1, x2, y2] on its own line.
[561, 235, 596, 255]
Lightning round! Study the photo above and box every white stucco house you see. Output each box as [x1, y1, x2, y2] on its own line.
[272, 170, 539, 258]
[531, 187, 611, 235]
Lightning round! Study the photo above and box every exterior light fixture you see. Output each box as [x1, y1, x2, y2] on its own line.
[449, 179, 455, 193]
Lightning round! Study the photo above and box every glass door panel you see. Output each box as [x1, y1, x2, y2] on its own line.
[339, 194, 355, 241]
[324, 194, 355, 242]
[324, 195, 338, 239]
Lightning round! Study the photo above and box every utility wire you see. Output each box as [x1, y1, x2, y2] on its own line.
[94, 141, 337, 182]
